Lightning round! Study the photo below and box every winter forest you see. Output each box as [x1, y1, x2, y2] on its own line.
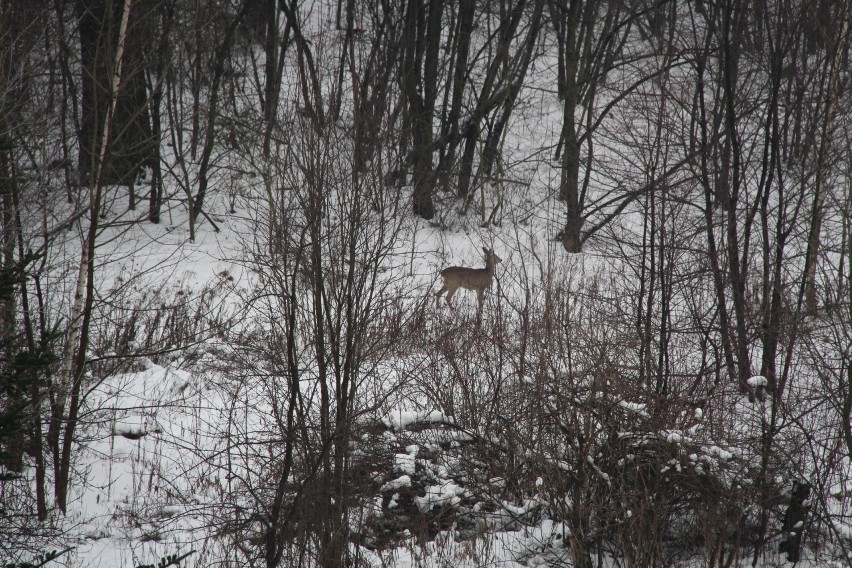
[1, 0, 851, 566]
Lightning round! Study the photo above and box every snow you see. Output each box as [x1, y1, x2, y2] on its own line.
[618, 400, 649, 417]
[414, 481, 467, 512]
[12, 178, 846, 568]
[383, 410, 456, 430]
[381, 475, 413, 492]
[395, 453, 416, 476]
[9, 8, 851, 567]
[747, 375, 769, 387]
[664, 431, 683, 444]
[707, 446, 734, 461]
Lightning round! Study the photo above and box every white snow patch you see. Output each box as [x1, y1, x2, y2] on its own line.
[664, 431, 683, 444]
[747, 375, 769, 387]
[381, 475, 412, 492]
[395, 453, 416, 475]
[618, 400, 649, 417]
[415, 481, 466, 512]
[383, 409, 455, 430]
[707, 446, 734, 460]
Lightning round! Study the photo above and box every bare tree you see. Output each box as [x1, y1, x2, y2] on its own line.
[400, 0, 443, 219]
[77, 0, 155, 195]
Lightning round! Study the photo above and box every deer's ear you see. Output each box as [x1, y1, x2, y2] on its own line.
[483, 247, 489, 254]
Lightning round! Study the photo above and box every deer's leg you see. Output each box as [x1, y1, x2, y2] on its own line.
[435, 285, 447, 307]
[445, 288, 456, 309]
[476, 289, 484, 308]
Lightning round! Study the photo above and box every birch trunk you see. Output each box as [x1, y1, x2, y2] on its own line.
[55, 0, 133, 512]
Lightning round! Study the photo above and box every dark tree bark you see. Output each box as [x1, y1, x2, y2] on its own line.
[401, 0, 443, 220]
[280, 0, 325, 131]
[436, 0, 475, 189]
[803, 5, 849, 314]
[77, 0, 154, 190]
[142, 0, 176, 223]
[480, 0, 544, 181]
[550, 0, 628, 253]
[778, 481, 811, 563]
[261, 0, 292, 157]
[0, 139, 24, 475]
[455, 0, 528, 201]
[553, 0, 583, 252]
[193, 0, 251, 224]
[719, 0, 753, 395]
[350, 1, 403, 175]
[0, 0, 50, 519]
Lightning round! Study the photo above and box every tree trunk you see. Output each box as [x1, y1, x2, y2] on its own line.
[437, 0, 474, 189]
[262, 0, 292, 157]
[77, 0, 153, 189]
[401, 0, 443, 220]
[554, 0, 583, 253]
[805, 18, 848, 313]
[455, 0, 527, 200]
[193, 0, 250, 223]
[778, 481, 811, 563]
[56, 0, 132, 512]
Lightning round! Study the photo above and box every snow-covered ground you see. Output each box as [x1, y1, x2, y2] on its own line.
[5, 4, 851, 566]
[13, 179, 847, 567]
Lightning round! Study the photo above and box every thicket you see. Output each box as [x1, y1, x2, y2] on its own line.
[1, 0, 850, 566]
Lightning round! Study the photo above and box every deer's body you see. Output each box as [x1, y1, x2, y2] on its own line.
[435, 248, 502, 309]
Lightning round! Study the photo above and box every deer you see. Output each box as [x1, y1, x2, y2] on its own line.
[435, 248, 502, 309]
